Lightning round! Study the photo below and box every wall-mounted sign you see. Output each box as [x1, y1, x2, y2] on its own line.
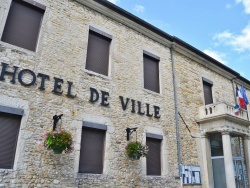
[0, 62, 161, 118]
[181, 164, 201, 185]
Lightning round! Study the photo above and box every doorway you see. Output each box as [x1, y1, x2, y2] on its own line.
[210, 133, 227, 188]
[231, 135, 247, 188]
[210, 133, 247, 188]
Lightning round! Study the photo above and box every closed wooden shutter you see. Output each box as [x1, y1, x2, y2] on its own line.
[85, 30, 111, 76]
[1, 0, 44, 51]
[79, 127, 106, 174]
[0, 112, 21, 169]
[146, 137, 161, 175]
[143, 54, 160, 93]
[203, 81, 213, 105]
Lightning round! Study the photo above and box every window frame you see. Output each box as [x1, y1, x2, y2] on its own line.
[143, 50, 160, 93]
[84, 26, 112, 77]
[0, 105, 23, 169]
[0, 0, 46, 52]
[202, 78, 213, 105]
[146, 133, 163, 176]
[78, 121, 107, 174]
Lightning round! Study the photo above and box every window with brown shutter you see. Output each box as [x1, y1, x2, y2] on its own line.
[85, 29, 111, 76]
[203, 79, 213, 105]
[0, 112, 22, 169]
[146, 135, 162, 176]
[1, 0, 45, 51]
[143, 53, 160, 93]
[79, 124, 106, 174]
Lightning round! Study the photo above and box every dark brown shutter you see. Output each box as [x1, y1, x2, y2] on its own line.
[143, 54, 160, 93]
[146, 137, 161, 175]
[79, 127, 105, 174]
[1, 0, 44, 51]
[203, 81, 213, 105]
[85, 30, 111, 76]
[0, 112, 21, 169]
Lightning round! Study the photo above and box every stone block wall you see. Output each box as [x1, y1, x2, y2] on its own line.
[173, 50, 241, 164]
[173, 50, 250, 188]
[0, 0, 249, 187]
[0, 0, 180, 187]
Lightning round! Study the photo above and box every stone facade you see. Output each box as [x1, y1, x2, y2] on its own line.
[0, 0, 249, 188]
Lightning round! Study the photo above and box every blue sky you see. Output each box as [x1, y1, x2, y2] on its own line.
[107, 0, 250, 80]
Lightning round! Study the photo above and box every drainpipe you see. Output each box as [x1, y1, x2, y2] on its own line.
[170, 44, 181, 178]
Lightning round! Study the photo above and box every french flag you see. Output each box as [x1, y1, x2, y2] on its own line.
[240, 85, 249, 108]
[236, 85, 246, 109]
[234, 104, 239, 115]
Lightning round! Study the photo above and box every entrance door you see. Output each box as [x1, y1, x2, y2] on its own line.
[211, 156, 226, 188]
[210, 133, 227, 188]
[233, 157, 246, 188]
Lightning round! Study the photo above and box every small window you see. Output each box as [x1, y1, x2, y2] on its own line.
[210, 133, 223, 157]
[146, 134, 162, 176]
[143, 53, 160, 93]
[203, 79, 213, 105]
[1, 0, 45, 51]
[85, 29, 111, 76]
[0, 112, 21, 169]
[79, 125, 106, 174]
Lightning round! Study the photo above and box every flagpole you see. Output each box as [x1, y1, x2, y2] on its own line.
[231, 79, 237, 104]
[246, 105, 249, 121]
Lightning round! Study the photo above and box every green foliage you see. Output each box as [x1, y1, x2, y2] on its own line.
[125, 141, 149, 159]
[42, 130, 73, 153]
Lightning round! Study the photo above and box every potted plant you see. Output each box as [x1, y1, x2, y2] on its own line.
[125, 141, 149, 160]
[42, 130, 73, 154]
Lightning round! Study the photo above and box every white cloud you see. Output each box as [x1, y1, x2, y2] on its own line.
[236, 0, 250, 14]
[133, 5, 145, 13]
[226, 3, 232, 9]
[213, 23, 250, 52]
[107, 0, 120, 5]
[240, 71, 245, 77]
[203, 50, 228, 64]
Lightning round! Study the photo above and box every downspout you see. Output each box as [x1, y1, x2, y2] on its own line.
[170, 44, 181, 178]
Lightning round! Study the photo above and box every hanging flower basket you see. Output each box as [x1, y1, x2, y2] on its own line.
[125, 141, 149, 160]
[42, 130, 73, 154]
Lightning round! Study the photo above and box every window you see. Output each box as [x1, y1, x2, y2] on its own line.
[79, 122, 106, 174]
[1, 0, 45, 51]
[146, 133, 162, 176]
[85, 28, 112, 76]
[0, 106, 22, 169]
[143, 52, 160, 93]
[203, 78, 213, 105]
[210, 133, 223, 157]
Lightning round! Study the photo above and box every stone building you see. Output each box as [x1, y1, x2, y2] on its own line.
[0, 0, 249, 187]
